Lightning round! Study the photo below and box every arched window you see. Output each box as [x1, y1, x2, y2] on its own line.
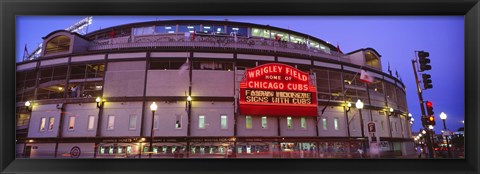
[365, 51, 381, 69]
[45, 35, 70, 54]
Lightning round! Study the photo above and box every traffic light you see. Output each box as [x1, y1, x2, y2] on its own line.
[422, 73, 433, 89]
[428, 115, 436, 126]
[418, 51, 431, 71]
[425, 101, 434, 116]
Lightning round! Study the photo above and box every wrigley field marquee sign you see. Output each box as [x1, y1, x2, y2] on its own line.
[239, 63, 317, 116]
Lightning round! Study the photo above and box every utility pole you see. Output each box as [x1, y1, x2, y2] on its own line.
[411, 56, 434, 158]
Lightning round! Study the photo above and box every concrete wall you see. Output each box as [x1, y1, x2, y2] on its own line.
[318, 106, 346, 137]
[103, 61, 146, 97]
[101, 102, 143, 137]
[146, 70, 189, 96]
[56, 143, 95, 158]
[143, 101, 188, 137]
[190, 102, 234, 137]
[192, 70, 234, 97]
[348, 51, 365, 66]
[280, 116, 317, 137]
[28, 104, 61, 138]
[25, 143, 56, 158]
[236, 116, 278, 137]
[62, 103, 99, 137]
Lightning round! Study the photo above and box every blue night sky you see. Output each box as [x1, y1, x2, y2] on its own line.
[16, 16, 465, 132]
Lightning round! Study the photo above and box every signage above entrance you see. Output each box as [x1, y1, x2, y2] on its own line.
[239, 63, 317, 116]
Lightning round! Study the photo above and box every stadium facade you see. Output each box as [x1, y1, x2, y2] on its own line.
[16, 20, 414, 158]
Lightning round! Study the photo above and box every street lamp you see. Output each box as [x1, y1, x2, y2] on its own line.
[428, 125, 434, 130]
[422, 130, 426, 134]
[149, 102, 158, 158]
[439, 112, 452, 158]
[25, 101, 32, 112]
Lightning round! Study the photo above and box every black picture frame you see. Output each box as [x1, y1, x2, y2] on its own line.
[1, 0, 478, 174]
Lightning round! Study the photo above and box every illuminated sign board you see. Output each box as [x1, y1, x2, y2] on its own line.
[239, 63, 317, 116]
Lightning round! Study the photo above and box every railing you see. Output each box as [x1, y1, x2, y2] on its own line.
[89, 34, 350, 63]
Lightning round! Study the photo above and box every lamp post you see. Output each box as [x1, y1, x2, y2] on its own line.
[149, 102, 158, 158]
[356, 99, 364, 137]
[439, 112, 452, 158]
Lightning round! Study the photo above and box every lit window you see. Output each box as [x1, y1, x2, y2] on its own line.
[334, 118, 339, 130]
[175, 114, 182, 129]
[68, 117, 75, 130]
[261, 116, 267, 129]
[39, 117, 46, 131]
[301, 117, 307, 129]
[129, 115, 137, 130]
[246, 116, 252, 129]
[153, 116, 159, 130]
[118, 147, 123, 154]
[87, 115, 95, 131]
[48, 117, 54, 131]
[221, 115, 227, 129]
[199, 115, 205, 129]
[45, 35, 70, 54]
[126, 146, 132, 154]
[322, 118, 327, 130]
[107, 115, 115, 130]
[287, 117, 293, 129]
[99, 146, 105, 154]
[109, 146, 114, 154]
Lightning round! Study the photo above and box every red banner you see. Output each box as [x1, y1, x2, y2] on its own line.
[239, 63, 317, 116]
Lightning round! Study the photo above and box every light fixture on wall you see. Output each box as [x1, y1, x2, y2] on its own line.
[25, 101, 32, 112]
[56, 103, 64, 110]
[387, 107, 394, 116]
[345, 101, 352, 112]
[96, 97, 104, 109]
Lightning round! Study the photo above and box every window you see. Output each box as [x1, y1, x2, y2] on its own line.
[193, 61, 233, 71]
[301, 117, 307, 129]
[199, 115, 205, 129]
[68, 116, 75, 130]
[381, 121, 385, 131]
[251, 28, 270, 38]
[153, 116, 159, 130]
[287, 117, 293, 129]
[178, 25, 200, 33]
[155, 25, 177, 34]
[220, 115, 227, 129]
[118, 147, 123, 154]
[129, 115, 137, 130]
[39, 117, 46, 131]
[48, 117, 55, 131]
[201, 25, 225, 34]
[226, 26, 248, 36]
[175, 114, 182, 129]
[334, 118, 339, 130]
[109, 146, 114, 154]
[322, 118, 327, 130]
[245, 116, 252, 129]
[395, 122, 398, 132]
[261, 116, 267, 129]
[133, 26, 155, 35]
[45, 35, 70, 54]
[88, 115, 95, 131]
[126, 146, 132, 154]
[107, 115, 115, 130]
[149, 60, 185, 70]
[99, 146, 105, 154]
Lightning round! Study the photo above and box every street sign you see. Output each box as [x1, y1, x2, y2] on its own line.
[367, 122, 376, 133]
[442, 130, 452, 136]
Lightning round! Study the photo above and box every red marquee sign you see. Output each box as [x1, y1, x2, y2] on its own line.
[239, 63, 317, 116]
